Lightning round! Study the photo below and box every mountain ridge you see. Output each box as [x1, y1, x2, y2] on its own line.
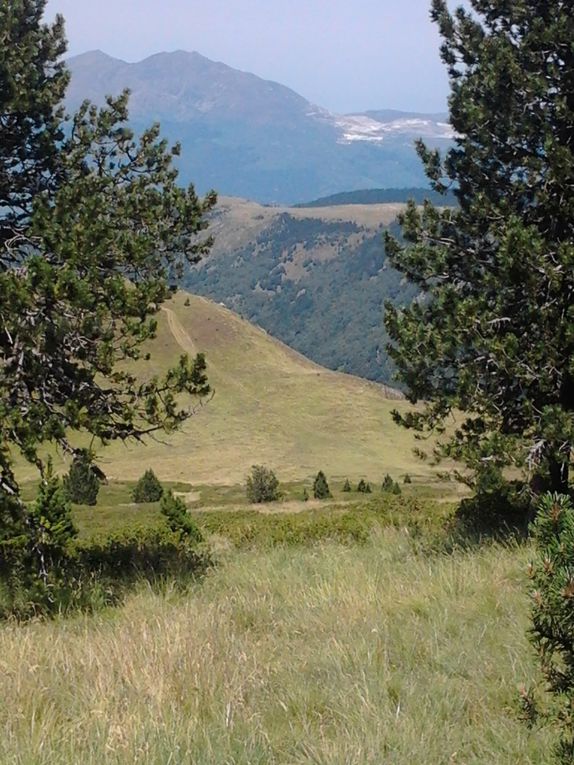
[65, 50, 452, 203]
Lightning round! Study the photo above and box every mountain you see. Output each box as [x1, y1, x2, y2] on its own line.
[65, 50, 453, 204]
[183, 197, 417, 385]
[13, 290, 435, 485]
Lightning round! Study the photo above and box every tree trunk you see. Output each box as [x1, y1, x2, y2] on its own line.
[548, 450, 571, 495]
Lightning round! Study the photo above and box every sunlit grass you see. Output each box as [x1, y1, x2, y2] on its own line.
[0, 533, 550, 764]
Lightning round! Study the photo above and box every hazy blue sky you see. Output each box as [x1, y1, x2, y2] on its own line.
[44, 0, 455, 114]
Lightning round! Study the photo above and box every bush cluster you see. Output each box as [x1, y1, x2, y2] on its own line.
[195, 509, 372, 548]
[246, 465, 280, 503]
[75, 525, 209, 582]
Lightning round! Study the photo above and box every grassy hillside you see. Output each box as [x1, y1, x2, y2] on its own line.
[185, 197, 417, 384]
[0, 534, 549, 763]
[94, 292, 434, 485]
[13, 291, 446, 488]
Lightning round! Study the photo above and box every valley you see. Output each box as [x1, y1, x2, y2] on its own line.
[3, 3, 572, 762]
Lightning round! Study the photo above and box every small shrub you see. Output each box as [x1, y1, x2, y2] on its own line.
[246, 465, 280, 503]
[382, 473, 401, 495]
[184, 297, 191, 306]
[302, 488, 309, 502]
[64, 450, 101, 505]
[161, 491, 203, 544]
[528, 493, 574, 762]
[404, 473, 412, 484]
[313, 470, 331, 499]
[357, 479, 371, 494]
[132, 469, 164, 503]
[342, 479, 352, 492]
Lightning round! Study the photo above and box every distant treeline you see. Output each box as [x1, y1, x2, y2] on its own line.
[296, 187, 458, 208]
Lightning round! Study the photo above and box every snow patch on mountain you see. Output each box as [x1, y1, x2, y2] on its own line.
[333, 114, 456, 145]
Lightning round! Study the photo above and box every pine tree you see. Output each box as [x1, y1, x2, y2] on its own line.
[385, 0, 574, 496]
[2, 464, 77, 609]
[0, 2, 215, 575]
[160, 491, 203, 545]
[313, 470, 331, 499]
[528, 493, 574, 762]
[29, 464, 77, 576]
[357, 479, 372, 494]
[0, 0, 68, 252]
[63, 450, 100, 506]
[342, 478, 352, 492]
[132, 469, 164, 503]
[381, 474, 395, 493]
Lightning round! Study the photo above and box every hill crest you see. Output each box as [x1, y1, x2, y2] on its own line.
[91, 293, 427, 485]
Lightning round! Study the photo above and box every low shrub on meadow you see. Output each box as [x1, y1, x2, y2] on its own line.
[75, 524, 210, 581]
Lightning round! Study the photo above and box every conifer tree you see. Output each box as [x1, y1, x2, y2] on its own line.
[342, 478, 352, 492]
[0, 2, 215, 566]
[382, 473, 401, 495]
[385, 0, 574, 495]
[63, 450, 100, 506]
[528, 493, 574, 762]
[357, 479, 371, 494]
[161, 491, 203, 544]
[381, 474, 395, 493]
[313, 470, 331, 499]
[132, 469, 164, 503]
[30, 464, 76, 568]
[2, 464, 76, 608]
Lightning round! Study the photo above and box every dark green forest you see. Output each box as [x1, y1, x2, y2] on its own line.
[296, 186, 458, 208]
[184, 214, 417, 384]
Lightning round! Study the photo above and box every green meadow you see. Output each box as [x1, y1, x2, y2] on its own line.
[2, 293, 550, 763]
[0, 519, 551, 764]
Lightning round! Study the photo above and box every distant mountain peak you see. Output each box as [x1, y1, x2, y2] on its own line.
[65, 49, 453, 203]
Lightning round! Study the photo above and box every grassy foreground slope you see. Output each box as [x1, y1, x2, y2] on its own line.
[96, 291, 432, 485]
[0, 535, 549, 764]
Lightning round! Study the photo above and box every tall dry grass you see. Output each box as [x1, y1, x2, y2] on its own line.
[0, 532, 551, 763]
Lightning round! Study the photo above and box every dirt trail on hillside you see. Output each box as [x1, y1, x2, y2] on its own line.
[162, 305, 252, 396]
[162, 306, 199, 356]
